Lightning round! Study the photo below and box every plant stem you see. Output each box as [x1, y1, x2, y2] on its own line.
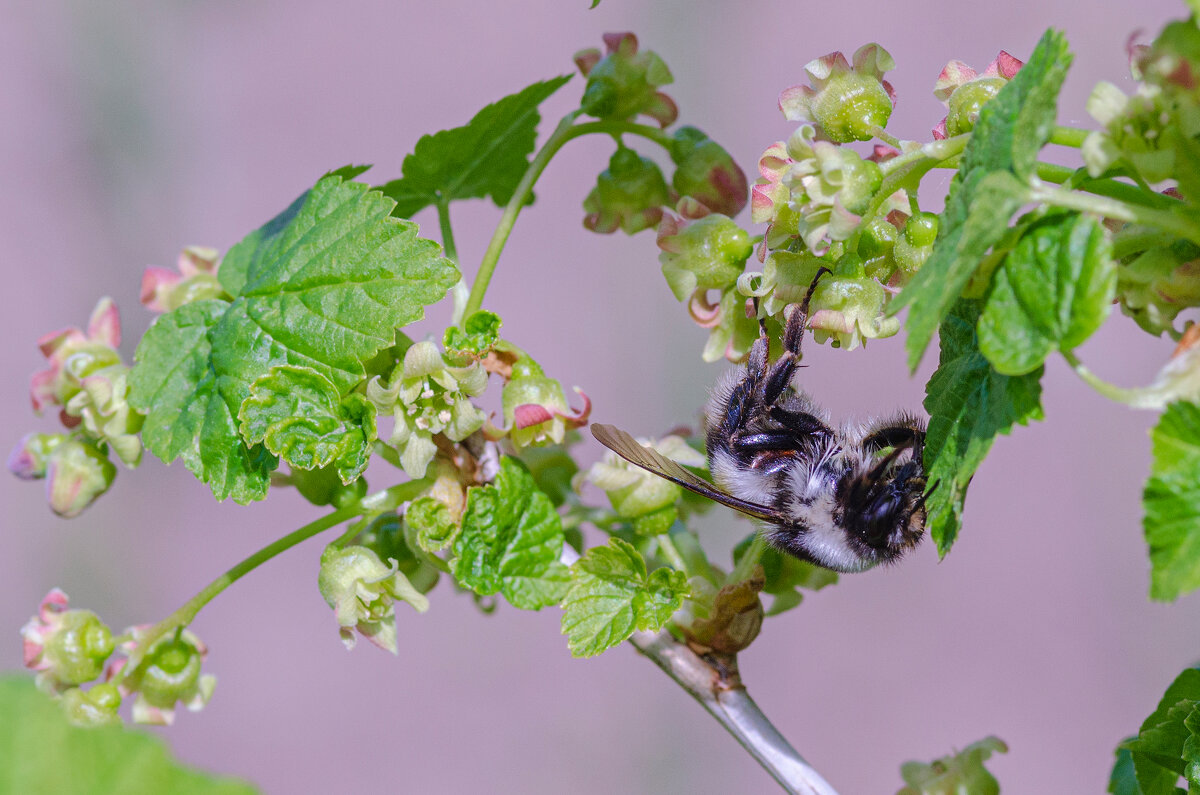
[1029, 182, 1200, 245]
[1049, 125, 1090, 148]
[1061, 350, 1170, 408]
[460, 115, 670, 322]
[436, 196, 458, 264]
[1033, 162, 1180, 210]
[657, 533, 690, 575]
[728, 533, 767, 586]
[115, 480, 429, 681]
[628, 629, 840, 795]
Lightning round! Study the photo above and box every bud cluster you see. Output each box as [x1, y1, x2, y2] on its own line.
[20, 589, 216, 727]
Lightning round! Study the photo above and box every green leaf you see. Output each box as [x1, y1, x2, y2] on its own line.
[407, 496, 459, 553]
[238, 365, 376, 484]
[895, 30, 1072, 371]
[1120, 667, 1200, 794]
[130, 174, 458, 503]
[322, 164, 372, 182]
[1108, 746, 1143, 795]
[442, 310, 502, 364]
[453, 456, 571, 610]
[377, 76, 572, 218]
[978, 212, 1115, 375]
[1145, 401, 1200, 600]
[923, 300, 1044, 554]
[560, 537, 689, 658]
[129, 301, 278, 504]
[898, 736, 1007, 795]
[733, 534, 837, 616]
[0, 676, 256, 795]
[516, 441, 579, 507]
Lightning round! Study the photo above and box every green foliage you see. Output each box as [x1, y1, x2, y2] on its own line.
[1119, 668, 1200, 793]
[407, 496, 459, 553]
[923, 300, 1044, 554]
[442, 310, 502, 363]
[895, 29, 1072, 370]
[560, 537, 689, 657]
[377, 76, 572, 218]
[897, 736, 1008, 795]
[129, 174, 457, 503]
[0, 676, 255, 794]
[733, 534, 838, 616]
[978, 212, 1115, 375]
[453, 457, 571, 609]
[239, 365, 376, 484]
[1144, 401, 1200, 600]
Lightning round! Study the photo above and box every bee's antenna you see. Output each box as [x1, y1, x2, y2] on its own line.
[915, 479, 942, 509]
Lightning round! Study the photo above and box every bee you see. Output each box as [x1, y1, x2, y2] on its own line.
[591, 274, 929, 573]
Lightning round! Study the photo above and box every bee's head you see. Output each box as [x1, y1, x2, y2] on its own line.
[837, 454, 926, 564]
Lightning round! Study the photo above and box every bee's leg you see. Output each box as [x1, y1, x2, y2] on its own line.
[760, 267, 831, 407]
[768, 406, 831, 438]
[731, 431, 809, 453]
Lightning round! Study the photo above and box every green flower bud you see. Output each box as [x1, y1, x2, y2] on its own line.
[668, 126, 749, 217]
[658, 208, 753, 301]
[44, 439, 117, 518]
[8, 432, 66, 480]
[932, 52, 1023, 139]
[318, 544, 430, 654]
[21, 589, 114, 693]
[61, 683, 122, 727]
[114, 627, 216, 726]
[582, 146, 670, 235]
[807, 275, 901, 350]
[501, 356, 590, 448]
[779, 44, 896, 143]
[574, 32, 678, 127]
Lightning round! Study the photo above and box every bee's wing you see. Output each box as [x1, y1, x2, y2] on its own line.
[591, 423, 788, 524]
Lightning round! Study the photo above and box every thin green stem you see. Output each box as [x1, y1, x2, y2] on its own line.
[1062, 350, 1174, 409]
[1049, 125, 1090, 148]
[1033, 162, 1180, 210]
[1030, 182, 1200, 245]
[460, 114, 672, 322]
[115, 479, 430, 682]
[436, 196, 458, 264]
[657, 533, 690, 575]
[727, 534, 767, 586]
[866, 125, 903, 150]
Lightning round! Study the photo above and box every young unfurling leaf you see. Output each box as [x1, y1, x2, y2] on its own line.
[560, 537, 689, 658]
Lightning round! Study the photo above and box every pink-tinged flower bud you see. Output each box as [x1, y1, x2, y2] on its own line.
[30, 298, 123, 421]
[21, 589, 115, 694]
[64, 364, 144, 468]
[575, 32, 678, 127]
[690, 287, 760, 363]
[500, 356, 590, 448]
[44, 438, 117, 518]
[8, 432, 66, 480]
[582, 146, 670, 235]
[657, 204, 753, 302]
[585, 435, 704, 517]
[109, 627, 216, 725]
[61, 683, 122, 727]
[892, 211, 939, 280]
[140, 246, 225, 314]
[318, 544, 430, 654]
[779, 44, 896, 143]
[668, 126, 749, 217]
[932, 52, 1023, 139]
[806, 270, 900, 350]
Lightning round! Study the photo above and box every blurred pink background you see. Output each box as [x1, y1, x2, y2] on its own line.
[3, 1, 1197, 792]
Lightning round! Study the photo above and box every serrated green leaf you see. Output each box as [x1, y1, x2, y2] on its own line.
[129, 300, 278, 504]
[560, 537, 689, 658]
[923, 300, 1044, 554]
[238, 365, 376, 484]
[377, 76, 571, 217]
[0, 676, 256, 795]
[453, 456, 570, 610]
[1144, 401, 1200, 600]
[130, 174, 457, 503]
[978, 212, 1115, 375]
[732, 534, 838, 616]
[897, 736, 1008, 795]
[895, 30, 1072, 371]
[322, 164, 372, 182]
[1183, 704, 1200, 786]
[1109, 745, 1143, 795]
[1119, 667, 1200, 794]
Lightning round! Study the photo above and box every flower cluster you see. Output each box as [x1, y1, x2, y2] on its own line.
[11, 298, 142, 516]
[20, 590, 216, 727]
[367, 341, 488, 479]
[317, 544, 430, 654]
